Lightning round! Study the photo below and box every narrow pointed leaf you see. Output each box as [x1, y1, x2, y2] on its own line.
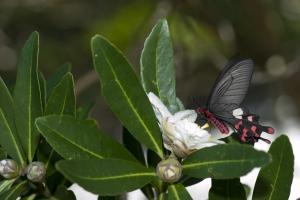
[0, 109, 26, 164]
[56, 159, 156, 196]
[22, 194, 36, 200]
[0, 181, 27, 200]
[0, 180, 15, 195]
[0, 78, 25, 164]
[43, 72, 76, 170]
[182, 144, 270, 179]
[91, 35, 164, 158]
[167, 184, 193, 200]
[253, 135, 294, 200]
[47, 62, 72, 96]
[36, 115, 136, 162]
[76, 102, 94, 120]
[45, 72, 76, 116]
[39, 71, 46, 112]
[209, 179, 246, 200]
[13, 31, 42, 162]
[0, 77, 15, 130]
[140, 19, 177, 112]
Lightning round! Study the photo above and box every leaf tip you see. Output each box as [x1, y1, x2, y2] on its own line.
[28, 31, 39, 42]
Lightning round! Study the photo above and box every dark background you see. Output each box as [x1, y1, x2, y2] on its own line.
[0, 0, 299, 142]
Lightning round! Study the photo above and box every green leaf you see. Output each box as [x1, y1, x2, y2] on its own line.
[0, 78, 25, 164]
[141, 184, 155, 200]
[0, 180, 15, 195]
[36, 115, 136, 162]
[0, 147, 7, 160]
[13, 31, 42, 162]
[175, 97, 185, 111]
[22, 194, 36, 200]
[39, 71, 47, 112]
[45, 72, 76, 116]
[140, 19, 177, 112]
[253, 135, 294, 200]
[43, 72, 76, 171]
[47, 63, 72, 97]
[46, 170, 72, 194]
[91, 35, 164, 158]
[147, 149, 161, 168]
[182, 144, 270, 179]
[167, 184, 192, 200]
[0, 77, 16, 130]
[123, 127, 145, 164]
[0, 181, 27, 200]
[209, 179, 246, 200]
[0, 109, 26, 164]
[76, 102, 94, 120]
[56, 158, 156, 196]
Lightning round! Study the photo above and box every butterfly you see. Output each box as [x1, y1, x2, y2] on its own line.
[196, 58, 274, 144]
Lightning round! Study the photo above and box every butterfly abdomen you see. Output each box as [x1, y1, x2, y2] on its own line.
[197, 108, 229, 134]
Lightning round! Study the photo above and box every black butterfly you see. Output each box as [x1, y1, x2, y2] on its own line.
[196, 58, 274, 144]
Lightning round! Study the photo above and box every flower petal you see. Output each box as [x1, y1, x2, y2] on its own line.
[194, 140, 224, 149]
[147, 92, 171, 123]
[171, 110, 197, 123]
[210, 129, 234, 140]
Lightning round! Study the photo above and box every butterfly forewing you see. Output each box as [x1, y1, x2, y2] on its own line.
[207, 59, 254, 121]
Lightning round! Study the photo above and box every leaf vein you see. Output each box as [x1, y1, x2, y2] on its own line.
[40, 123, 103, 159]
[98, 46, 163, 157]
[76, 172, 155, 181]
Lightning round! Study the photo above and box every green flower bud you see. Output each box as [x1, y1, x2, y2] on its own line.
[0, 159, 20, 179]
[156, 158, 182, 183]
[27, 162, 46, 182]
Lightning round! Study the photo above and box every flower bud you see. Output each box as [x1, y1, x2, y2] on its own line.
[0, 159, 20, 179]
[27, 162, 46, 182]
[156, 158, 182, 183]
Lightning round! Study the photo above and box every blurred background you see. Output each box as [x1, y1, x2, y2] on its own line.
[0, 0, 299, 199]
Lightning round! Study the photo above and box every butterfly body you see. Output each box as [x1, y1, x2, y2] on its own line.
[196, 108, 229, 134]
[196, 58, 274, 144]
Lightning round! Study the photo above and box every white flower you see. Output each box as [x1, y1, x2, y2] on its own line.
[148, 92, 228, 157]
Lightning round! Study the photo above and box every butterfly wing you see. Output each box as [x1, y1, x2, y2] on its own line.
[207, 59, 254, 122]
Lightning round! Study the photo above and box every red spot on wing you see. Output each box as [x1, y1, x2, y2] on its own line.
[235, 120, 243, 129]
[251, 125, 256, 132]
[267, 127, 274, 134]
[241, 128, 248, 142]
[251, 125, 260, 137]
